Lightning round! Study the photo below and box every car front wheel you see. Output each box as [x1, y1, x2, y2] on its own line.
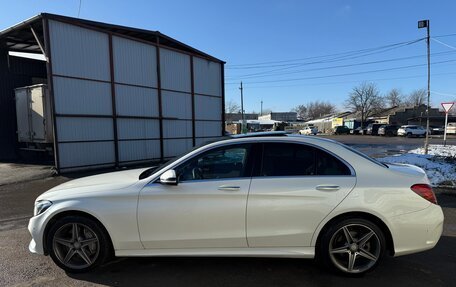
[318, 218, 386, 275]
[47, 216, 112, 273]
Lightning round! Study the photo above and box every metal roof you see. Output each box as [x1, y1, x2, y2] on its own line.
[0, 13, 223, 63]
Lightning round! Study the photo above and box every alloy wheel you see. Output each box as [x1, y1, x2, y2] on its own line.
[328, 224, 381, 274]
[52, 223, 100, 270]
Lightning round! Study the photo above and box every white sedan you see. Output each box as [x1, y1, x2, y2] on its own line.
[29, 133, 443, 275]
[299, 126, 318, 135]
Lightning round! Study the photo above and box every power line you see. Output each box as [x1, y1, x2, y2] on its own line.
[225, 72, 456, 90]
[225, 59, 456, 85]
[433, 33, 456, 38]
[226, 50, 456, 80]
[430, 90, 456, 97]
[226, 38, 424, 69]
[431, 38, 456, 50]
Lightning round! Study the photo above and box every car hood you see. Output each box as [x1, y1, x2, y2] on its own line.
[39, 168, 151, 199]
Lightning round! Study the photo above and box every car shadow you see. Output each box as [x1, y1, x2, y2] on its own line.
[68, 236, 456, 287]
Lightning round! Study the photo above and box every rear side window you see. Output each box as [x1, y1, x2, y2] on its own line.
[260, 143, 351, 177]
[316, 149, 351, 175]
[261, 143, 316, 176]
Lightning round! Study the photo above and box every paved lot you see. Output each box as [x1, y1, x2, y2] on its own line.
[319, 134, 456, 157]
[0, 174, 455, 287]
[0, 163, 54, 186]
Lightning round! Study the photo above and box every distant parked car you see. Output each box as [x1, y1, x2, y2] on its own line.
[447, 123, 456, 134]
[299, 126, 318, 135]
[429, 126, 444, 135]
[397, 125, 427, 137]
[365, 123, 384, 136]
[350, 126, 365, 135]
[378, 125, 400, 137]
[333, 125, 350, 135]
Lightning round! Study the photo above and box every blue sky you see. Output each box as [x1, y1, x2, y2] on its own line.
[2, 0, 456, 112]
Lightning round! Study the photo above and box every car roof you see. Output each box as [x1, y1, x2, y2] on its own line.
[230, 131, 289, 138]
[220, 132, 341, 147]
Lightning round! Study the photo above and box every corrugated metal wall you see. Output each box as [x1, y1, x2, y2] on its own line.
[48, 19, 223, 171]
[193, 57, 223, 139]
[49, 20, 115, 171]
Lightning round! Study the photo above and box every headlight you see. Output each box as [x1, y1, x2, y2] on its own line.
[34, 200, 52, 216]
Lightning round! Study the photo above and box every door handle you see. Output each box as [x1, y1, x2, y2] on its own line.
[218, 185, 240, 191]
[316, 185, 340, 191]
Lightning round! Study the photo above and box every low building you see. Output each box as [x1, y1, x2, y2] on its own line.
[344, 105, 444, 129]
[407, 115, 456, 127]
[225, 113, 258, 123]
[259, 112, 297, 122]
[370, 105, 443, 125]
[0, 13, 224, 172]
[305, 111, 353, 133]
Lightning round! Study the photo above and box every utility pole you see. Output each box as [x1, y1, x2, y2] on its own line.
[260, 100, 263, 116]
[418, 19, 431, 154]
[239, 82, 246, 133]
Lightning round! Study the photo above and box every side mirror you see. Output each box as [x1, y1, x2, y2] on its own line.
[160, 169, 178, 185]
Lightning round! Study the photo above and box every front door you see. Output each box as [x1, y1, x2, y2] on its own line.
[138, 144, 253, 249]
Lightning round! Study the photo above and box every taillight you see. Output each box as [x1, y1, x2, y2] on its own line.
[411, 184, 438, 204]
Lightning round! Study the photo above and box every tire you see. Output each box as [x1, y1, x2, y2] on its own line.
[406, 132, 412, 138]
[317, 218, 386, 276]
[47, 216, 112, 273]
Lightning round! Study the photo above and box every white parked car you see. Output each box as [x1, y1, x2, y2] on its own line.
[397, 125, 427, 137]
[447, 122, 456, 134]
[299, 126, 318, 135]
[29, 132, 443, 275]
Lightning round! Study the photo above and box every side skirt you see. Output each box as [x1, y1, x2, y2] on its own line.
[115, 247, 315, 258]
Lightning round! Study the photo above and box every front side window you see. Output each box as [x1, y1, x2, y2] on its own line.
[260, 143, 352, 177]
[176, 145, 250, 182]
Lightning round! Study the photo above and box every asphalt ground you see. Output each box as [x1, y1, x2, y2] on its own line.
[1, 137, 455, 286]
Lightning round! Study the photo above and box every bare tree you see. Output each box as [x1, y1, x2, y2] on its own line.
[306, 101, 337, 119]
[405, 89, 427, 107]
[261, 108, 272, 115]
[449, 98, 456, 115]
[292, 104, 307, 119]
[385, 88, 403, 107]
[345, 82, 384, 128]
[225, 100, 240, 113]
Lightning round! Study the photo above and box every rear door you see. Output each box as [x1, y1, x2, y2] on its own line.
[247, 142, 356, 247]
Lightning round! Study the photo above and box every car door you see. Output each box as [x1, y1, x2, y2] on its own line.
[138, 143, 254, 249]
[247, 142, 356, 247]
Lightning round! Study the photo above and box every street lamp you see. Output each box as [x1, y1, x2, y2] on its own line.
[418, 19, 431, 155]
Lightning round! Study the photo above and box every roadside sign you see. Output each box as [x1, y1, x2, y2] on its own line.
[332, 118, 343, 128]
[441, 102, 455, 146]
[441, 102, 454, 113]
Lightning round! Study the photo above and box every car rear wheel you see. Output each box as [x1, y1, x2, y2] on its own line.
[318, 218, 386, 276]
[47, 216, 111, 273]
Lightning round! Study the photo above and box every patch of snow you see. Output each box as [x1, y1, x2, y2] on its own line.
[378, 145, 456, 186]
[408, 144, 456, 157]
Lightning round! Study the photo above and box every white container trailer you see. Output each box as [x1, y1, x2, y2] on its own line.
[15, 84, 53, 143]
